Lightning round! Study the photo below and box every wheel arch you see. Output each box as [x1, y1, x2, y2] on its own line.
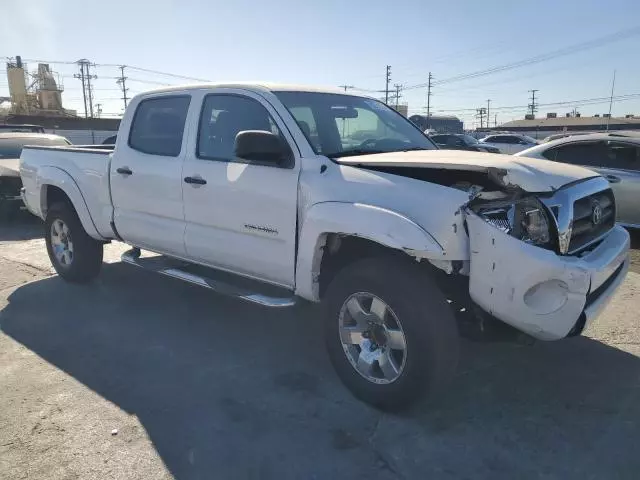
[295, 202, 447, 301]
[38, 166, 103, 240]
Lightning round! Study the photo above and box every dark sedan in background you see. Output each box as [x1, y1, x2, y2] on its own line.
[429, 133, 501, 153]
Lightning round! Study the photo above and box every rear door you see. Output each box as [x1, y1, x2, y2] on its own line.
[484, 135, 512, 153]
[599, 141, 640, 227]
[543, 140, 639, 226]
[110, 94, 191, 256]
[181, 89, 300, 287]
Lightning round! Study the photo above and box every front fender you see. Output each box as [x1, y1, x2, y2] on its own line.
[295, 202, 444, 301]
[37, 166, 103, 240]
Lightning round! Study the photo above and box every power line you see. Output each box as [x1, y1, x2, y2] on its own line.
[423, 92, 640, 113]
[403, 26, 640, 91]
[338, 84, 355, 92]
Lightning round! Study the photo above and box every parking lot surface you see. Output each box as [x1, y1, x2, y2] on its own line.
[1, 216, 639, 480]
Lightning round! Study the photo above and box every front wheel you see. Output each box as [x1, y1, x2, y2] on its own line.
[45, 202, 103, 283]
[324, 257, 459, 410]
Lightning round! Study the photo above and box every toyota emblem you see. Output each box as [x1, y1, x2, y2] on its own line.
[591, 201, 603, 225]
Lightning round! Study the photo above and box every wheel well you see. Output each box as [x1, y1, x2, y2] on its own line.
[318, 234, 405, 297]
[44, 185, 73, 214]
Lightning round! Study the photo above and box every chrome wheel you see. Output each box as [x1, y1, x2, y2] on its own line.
[338, 292, 407, 384]
[50, 219, 74, 267]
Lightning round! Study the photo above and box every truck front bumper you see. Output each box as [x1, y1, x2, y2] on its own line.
[467, 215, 630, 341]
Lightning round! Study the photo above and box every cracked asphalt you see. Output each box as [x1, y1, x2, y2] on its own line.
[1, 214, 639, 480]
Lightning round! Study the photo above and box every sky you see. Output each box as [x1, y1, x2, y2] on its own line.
[1, 0, 640, 128]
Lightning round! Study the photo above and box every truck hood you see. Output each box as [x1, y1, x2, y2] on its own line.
[334, 150, 597, 193]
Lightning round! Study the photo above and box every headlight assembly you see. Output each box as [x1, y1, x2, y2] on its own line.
[471, 197, 553, 248]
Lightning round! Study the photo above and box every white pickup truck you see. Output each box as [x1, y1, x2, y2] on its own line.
[20, 83, 630, 409]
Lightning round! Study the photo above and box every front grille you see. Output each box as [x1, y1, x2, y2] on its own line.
[568, 189, 615, 254]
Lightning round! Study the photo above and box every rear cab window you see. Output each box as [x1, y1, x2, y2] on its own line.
[128, 95, 191, 156]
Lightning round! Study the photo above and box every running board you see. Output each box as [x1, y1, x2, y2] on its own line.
[121, 248, 297, 308]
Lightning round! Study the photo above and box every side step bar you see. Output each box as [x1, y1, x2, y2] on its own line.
[121, 248, 297, 308]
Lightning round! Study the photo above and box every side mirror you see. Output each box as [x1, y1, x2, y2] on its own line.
[234, 130, 291, 167]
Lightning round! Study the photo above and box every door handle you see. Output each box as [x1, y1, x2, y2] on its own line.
[605, 174, 621, 184]
[184, 176, 207, 185]
[116, 167, 133, 175]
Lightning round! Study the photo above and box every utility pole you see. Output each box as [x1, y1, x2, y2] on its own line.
[476, 107, 487, 129]
[494, 113, 497, 128]
[426, 72, 433, 129]
[338, 84, 355, 93]
[117, 65, 129, 110]
[486, 99, 491, 128]
[95, 103, 102, 118]
[528, 89, 539, 117]
[385, 65, 391, 104]
[606, 70, 616, 131]
[74, 59, 97, 118]
[393, 84, 402, 108]
[74, 60, 88, 118]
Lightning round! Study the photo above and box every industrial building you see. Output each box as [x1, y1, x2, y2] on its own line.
[408, 114, 464, 133]
[0, 56, 118, 144]
[493, 113, 640, 140]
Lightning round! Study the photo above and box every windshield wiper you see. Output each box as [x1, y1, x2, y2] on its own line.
[325, 149, 387, 159]
[400, 147, 431, 152]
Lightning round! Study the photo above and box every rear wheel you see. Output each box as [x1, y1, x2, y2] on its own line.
[45, 202, 103, 283]
[324, 257, 459, 410]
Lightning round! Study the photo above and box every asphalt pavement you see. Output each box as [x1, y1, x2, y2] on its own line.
[1, 216, 639, 480]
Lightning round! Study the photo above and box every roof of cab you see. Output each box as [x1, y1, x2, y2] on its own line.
[138, 82, 355, 97]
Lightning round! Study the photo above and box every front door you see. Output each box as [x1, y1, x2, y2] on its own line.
[181, 89, 300, 287]
[110, 94, 191, 256]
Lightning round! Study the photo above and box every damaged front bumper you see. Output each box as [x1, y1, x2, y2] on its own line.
[466, 212, 630, 341]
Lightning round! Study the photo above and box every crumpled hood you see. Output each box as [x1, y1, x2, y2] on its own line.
[335, 150, 598, 193]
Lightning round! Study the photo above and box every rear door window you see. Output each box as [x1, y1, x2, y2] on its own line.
[543, 142, 607, 167]
[605, 141, 640, 171]
[128, 96, 191, 157]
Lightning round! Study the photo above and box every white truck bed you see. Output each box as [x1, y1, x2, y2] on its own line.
[20, 146, 116, 239]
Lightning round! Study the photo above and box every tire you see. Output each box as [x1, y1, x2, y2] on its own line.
[45, 201, 103, 283]
[324, 256, 459, 411]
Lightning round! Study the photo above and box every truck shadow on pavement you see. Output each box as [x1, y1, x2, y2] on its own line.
[1, 263, 639, 479]
[0, 214, 43, 241]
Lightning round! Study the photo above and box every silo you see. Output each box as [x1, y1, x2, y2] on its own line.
[6, 56, 29, 113]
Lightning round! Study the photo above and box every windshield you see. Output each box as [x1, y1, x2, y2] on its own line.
[0, 136, 70, 159]
[275, 92, 436, 158]
[460, 134, 479, 144]
[522, 135, 538, 144]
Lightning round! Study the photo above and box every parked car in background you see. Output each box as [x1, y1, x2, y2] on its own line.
[0, 133, 70, 218]
[516, 133, 640, 228]
[430, 133, 500, 153]
[0, 124, 45, 134]
[480, 133, 538, 154]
